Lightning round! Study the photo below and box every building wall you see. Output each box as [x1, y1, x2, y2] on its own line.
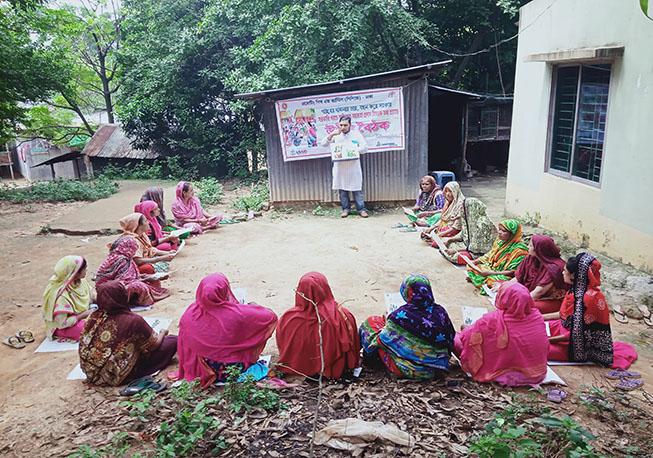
[262, 78, 428, 203]
[13, 141, 81, 181]
[506, 0, 653, 272]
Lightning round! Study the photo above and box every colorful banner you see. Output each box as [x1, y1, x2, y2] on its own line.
[275, 87, 404, 162]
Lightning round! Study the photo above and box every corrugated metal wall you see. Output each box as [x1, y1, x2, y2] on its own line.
[262, 78, 428, 203]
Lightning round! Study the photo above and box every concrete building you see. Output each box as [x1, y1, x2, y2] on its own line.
[506, 0, 653, 272]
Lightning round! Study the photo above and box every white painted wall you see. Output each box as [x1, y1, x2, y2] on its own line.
[506, 0, 653, 272]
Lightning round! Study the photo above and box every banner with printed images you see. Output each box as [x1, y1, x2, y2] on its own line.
[275, 87, 405, 162]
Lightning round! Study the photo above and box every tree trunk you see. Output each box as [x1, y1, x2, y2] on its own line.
[452, 32, 486, 87]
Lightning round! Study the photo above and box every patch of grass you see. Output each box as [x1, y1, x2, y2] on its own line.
[233, 182, 269, 212]
[0, 177, 118, 203]
[222, 365, 282, 413]
[69, 432, 139, 458]
[119, 388, 159, 424]
[312, 205, 342, 217]
[195, 177, 224, 205]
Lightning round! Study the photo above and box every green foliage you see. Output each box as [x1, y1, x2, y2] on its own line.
[156, 398, 226, 458]
[98, 156, 198, 181]
[641, 0, 651, 19]
[195, 178, 224, 205]
[222, 365, 281, 413]
[233, 182, 269, 212]
[68, 432, 139, 458]
[119, 388, 159, 423]
[0, 177, 118, 203]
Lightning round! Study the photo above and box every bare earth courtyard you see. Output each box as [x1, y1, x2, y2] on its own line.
[0, 178, 651, 457]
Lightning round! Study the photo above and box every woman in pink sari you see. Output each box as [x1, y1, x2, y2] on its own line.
[171, 181, 221, 234]
[178, 273, 278, 388]
[96, 236, 170, 307]
[454, 282, 548, 386]
[134, 200, 179, 252]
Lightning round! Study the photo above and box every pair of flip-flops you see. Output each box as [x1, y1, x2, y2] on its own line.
[605, 368, 643, 391]
[120, 376, 167, 396]
[255, 378, 299, 390]
[638, 305, 653, 328]
[612, 304, 629, 324]
[547, 388, 567, 403]
[2, 331, 34, 349]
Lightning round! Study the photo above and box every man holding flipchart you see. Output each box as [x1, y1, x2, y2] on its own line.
[321, 115, 369, 218]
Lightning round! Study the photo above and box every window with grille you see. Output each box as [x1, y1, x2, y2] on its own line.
[549, 64, 610, 184]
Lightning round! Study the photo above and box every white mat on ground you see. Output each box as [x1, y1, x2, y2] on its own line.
[547, 361, 595, 366]
[384, 292, 404, 314]
[232, 287, 248, 304]
[541, 366, 566, 385]
[35, 337, 80, 353]
[66, 317, 172, 380]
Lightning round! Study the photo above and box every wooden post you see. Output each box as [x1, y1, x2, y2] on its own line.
[5, 143, 14, 179]
[83, 154, 94, 179]
[461, 103, 469, 180]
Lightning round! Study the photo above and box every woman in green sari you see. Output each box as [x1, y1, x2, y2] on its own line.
[466, 219, 528, 293]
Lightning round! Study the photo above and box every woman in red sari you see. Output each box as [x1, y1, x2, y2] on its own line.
[178, 274, 278, 388]
[276, 272, 360, 379]
[134, 200, 179, 252]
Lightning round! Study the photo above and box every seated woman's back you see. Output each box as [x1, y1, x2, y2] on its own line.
[455, 283, 548, 385]
[276, 272, 360, 379]
[178, 274, 278, 388]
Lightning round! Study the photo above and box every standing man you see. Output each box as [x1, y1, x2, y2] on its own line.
[321, 115, 369, 218]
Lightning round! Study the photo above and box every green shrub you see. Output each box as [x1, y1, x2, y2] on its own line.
[222, 365, 281, 413]
[0, 177, 119, 203]
[233, 182, 269, 212]
[98, 155, 198, 181]
[195, 177, 224, 205]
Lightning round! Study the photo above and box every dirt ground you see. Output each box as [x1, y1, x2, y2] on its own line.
[0, 177, 651, 457]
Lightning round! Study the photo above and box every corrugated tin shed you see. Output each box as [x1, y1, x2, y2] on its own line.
[236, 62, 450, 204]
[82, 124, 159, 159]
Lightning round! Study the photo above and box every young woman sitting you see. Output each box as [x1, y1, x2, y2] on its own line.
[406, 175, 445, 227]
[79, 280, 178, 386]
[172, 181, 221, 234]
[422, 181, 465, 247]
[119, 213, 175, 274]
[43, 255, 95, 341]
[134, 200, 179, 251]
[177, 274, 278, 388]
[276, 272, 360, 379]
[359, 274, 455, 379]
[465, 219, 528, 293]
[141, 186, 179, 230]
[454, 283, 548, 386]
[543, 253, 637, 369]
[96, 236, 170, 307]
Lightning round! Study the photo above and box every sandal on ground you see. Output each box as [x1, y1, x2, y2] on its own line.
[391, 223, 408, 228]
[605, 368, 641, 380]
[399, 228, 417, 232]
[3, 336, 25, 349]
[616, 377, 643, 391]
[256, 378, 300, 390]
[547, 388, 567, 403]
[638, 305, 653, 327]
[612, 304, 629, 324]
[218, 219, 240, 224]
[120, 376, 167, 396]
[16, 330, 34, 343]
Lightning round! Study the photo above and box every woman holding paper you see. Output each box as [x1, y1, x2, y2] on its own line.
[454, 283, 548, 386]
[422, 181, 464, 246]
[407, 175, 445, 227]
[134, 200, 179, 251]
[172, 181, 221, 233]
[79, 280, 177, 386]
[359, 274, 455, 379]
[465, 219, 528, 293]
[96, 236, 170, 306]
[276, 272, 360, 379]
[118, 213, 175, 274]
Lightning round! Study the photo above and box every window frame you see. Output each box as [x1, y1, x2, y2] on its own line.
[545, 62, 613, 188]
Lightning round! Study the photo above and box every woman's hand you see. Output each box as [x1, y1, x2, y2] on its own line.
[159, 253, 175, 263]
[77, 309, 93, 320]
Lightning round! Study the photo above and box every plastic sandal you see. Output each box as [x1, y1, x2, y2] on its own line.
[605, 368, 641, 379]
[256, 378, 300, 390]
[2, 336, 25, 349]
[16, 330, 34, 343]
[120, 376, 167, 396]
[399, 228, 417, 232]
[638, 305, 653, 327]
[547, 388, 567, 403]
[616, 377, 643, 391]
[612, 304, 629, 324]
[391, 223, 408, 228]
[218, 219, 240, 224]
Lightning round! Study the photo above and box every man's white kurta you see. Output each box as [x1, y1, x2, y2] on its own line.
[321, 130, 368, 191]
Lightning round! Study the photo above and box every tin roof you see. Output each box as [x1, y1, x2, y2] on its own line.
[81, 124, 159, 159]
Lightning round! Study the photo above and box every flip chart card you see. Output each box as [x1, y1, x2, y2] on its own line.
[462, 306, 488, 326]
[384, 292, 404, 314]
[232, 287, 248, 304]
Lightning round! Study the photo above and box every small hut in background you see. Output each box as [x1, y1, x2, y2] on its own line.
[81, 124, 159, 178]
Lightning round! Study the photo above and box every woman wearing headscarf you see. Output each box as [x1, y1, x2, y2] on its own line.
[118, 213, 175, 274]
[422, 181, 465, 247]
[359, 274, 455, 379]
[134, 200, 179, 252]
[454, 283, 548, 385]
[171, 181, 221, 234]
[276, 272, 360, 379]
[96, 236, 170, 306]
[407, 175, 445, 227]
[43, 256, 94, 341]
[513, 235, 570, 313]
[79, 281, 177, 386]
[466, 219, 528, 292]
[545, 253, 637, 369]
[178, 274, 278, 388]
[141, 186, 178, 229]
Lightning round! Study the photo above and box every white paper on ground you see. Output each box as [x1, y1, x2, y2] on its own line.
[67, 364, 160, 381]
[35, 337, 79, 353]
[384, 292, 404, 314]
[130, 305, 153, 312]
[258, 355, 272, 367]
[461, 306, 488, 326]
[541, 366, 566, 385]
[482, 284, 497, 307]
[547, 360, 595, 366]
[232, 287, 248, 304]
